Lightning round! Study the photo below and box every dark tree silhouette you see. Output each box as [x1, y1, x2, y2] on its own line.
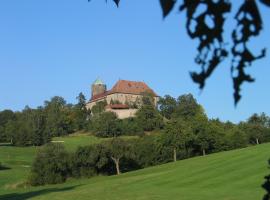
[95, 0, 269, 105]
[262, 160, 270, 200]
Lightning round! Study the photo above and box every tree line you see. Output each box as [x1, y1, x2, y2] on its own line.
[0, 93, 88, 146]
[1, 93, 270, 151]
[1, 92, 266, 185]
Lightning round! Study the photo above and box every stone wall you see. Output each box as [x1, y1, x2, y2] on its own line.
[86, 93, 159, 118]
[86, 97, 106, 110]
[105, 108, 138, 119]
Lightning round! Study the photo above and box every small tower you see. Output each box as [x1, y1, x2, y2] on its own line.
[91, 78, 106, 98]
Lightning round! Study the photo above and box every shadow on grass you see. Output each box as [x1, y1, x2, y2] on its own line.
[0, 165, 11, 170]
[0, 185, 80, 200]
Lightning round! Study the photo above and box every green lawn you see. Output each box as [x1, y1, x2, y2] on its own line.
[0, 145, 37, 188]
[52, 134, 102, 151]
[0, 134, 136, 188]
[1, 138, 270, 200]
[52, 133, 137, 151]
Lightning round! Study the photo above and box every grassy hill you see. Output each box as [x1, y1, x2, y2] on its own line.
[0, 137, 269, 200]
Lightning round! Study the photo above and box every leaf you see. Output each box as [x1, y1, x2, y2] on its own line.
[260, 0, 270, 7]
[113, 0, 120, 7]
[160, 0, 176, 18]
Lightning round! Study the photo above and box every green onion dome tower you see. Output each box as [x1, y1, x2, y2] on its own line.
[91, 78, 107, 98]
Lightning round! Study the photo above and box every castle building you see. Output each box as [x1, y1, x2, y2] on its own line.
[86, 79, 159, 119]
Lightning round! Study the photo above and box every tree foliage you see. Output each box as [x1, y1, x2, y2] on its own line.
[71, 144, 111, 177]
[173, 94, 206, 120]
[0, 93, 90, 146]
[26, 105, 270, 186]
[162, 119, 193, 161]
[106, 137, 133, 175]
[91, 100, 107, 115]
[73, 92, 89, 131]
[158, 95, 177, 119]
[136, 93, 164, 131]
[44, 96, 73, 137]
[29, 143, 71, 186]
[92, 112, 122, 137]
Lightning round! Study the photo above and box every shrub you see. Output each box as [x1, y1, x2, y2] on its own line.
[29, 143, 71, 186]
[72, 145, 100, 177]
[92, 112, 122, 137]
[72, 143, 116, 177]
[224, 128, 249, 150]
[136, 105, 164, 132]
[132, 136, 164, 167]
[120, 118, 144, 136]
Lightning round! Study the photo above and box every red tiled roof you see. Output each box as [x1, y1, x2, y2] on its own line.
[90, 80, 158, 102]
[110, 80, 158, 96]
[106, 104, 129, 109]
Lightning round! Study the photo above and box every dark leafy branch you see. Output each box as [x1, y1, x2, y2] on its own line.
[160, 0, 176, 18]
[260, 0, 270, 7]
[180, 0, 231, 92]
[231, 0, 266, 105]
[96, 0, 269, 105]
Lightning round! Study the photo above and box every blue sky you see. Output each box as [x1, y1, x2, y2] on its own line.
[0, 0, 269, 123]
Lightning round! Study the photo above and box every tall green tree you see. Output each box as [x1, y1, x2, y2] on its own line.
[248, 113, 270, 128]
[44, 96, 73, 137]
[162, 119, 193, 161]
[238, 113, 270, 145]
[173, 94, 206, 121]
[92, 112, 122, 137]
[31, 107, 50, 146]
[136, 93, 164, 132]
[158, 95, 177, 119]
[225, 127, 249, 150]
[193, 120, 213, 156]
[106, 138, 132, 175]
[4, 107, 50, 146]
[0, 110, 15, 142]
[73, 92, 88, 131]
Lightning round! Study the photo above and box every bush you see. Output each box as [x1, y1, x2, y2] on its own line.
[132, 136, 165, 167]
[29, 143, 71, 186]
[72, 143, 116, 177]
[71, 144, 111, 177]
[71, 145, 98, 177]
[136, 105, 164, 132]
[120, 118, 144, 136]
[92, 112, 122, 137]
[224, 128, 249, 150]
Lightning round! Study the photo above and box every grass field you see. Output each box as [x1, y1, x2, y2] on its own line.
[52, 134, 103, 151]
[0, 135, 269, 200]
[0, 134, 104, 189]
[0, 134, 136, 188]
